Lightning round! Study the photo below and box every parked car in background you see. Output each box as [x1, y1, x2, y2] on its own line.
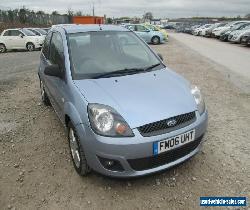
[38, 24, 207, 177]
[212, 21, 250, 38]
[199, 24, 213, 36]
[192, 24, 212, 36]
[205, 22, 228, 37]
[163, 24, 175, 30]
[240, 32, 250, 46]
[25, 28, 47, 37]
[0, 28, 44, 53]
[124, 24, 164, 44]
[228, 25, 250, 43]
[42, 28, 50, 32]
[220, 23, 250, 41]
[144, 23, 168, 41]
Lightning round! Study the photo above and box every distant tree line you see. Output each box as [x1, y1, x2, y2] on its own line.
[0, 7, 70, 26]
[0, 7, 95, 26]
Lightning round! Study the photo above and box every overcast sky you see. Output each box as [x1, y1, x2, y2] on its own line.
[0, 0, 249, 18]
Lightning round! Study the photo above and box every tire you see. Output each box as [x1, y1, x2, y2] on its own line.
[26, 42, 35, 51]
[40, 79, 51, 106]
[151, 36, 160, 45]
[0, 44, 6, 53]
[68, 122, 91, 176]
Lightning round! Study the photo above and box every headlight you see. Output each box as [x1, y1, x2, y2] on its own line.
[88, 103, 134, 137]
[191, 85, 205, 115]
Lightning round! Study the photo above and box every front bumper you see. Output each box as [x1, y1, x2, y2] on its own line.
[220, 34, 229, 41]
[241, 36, 250, 45]
[34, 42, 43, 49]
[228, 35, 241, 43]
[77, 111, 208, 177]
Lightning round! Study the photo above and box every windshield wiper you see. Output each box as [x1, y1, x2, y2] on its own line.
[93, 63, 161, 79]
[93, 68, 146, 79]
[144, 63, 161, 71]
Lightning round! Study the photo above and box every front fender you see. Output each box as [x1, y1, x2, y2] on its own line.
[64, 101, 84, 127]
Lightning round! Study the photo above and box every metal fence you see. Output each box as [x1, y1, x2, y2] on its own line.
[0, 10, 69, 25]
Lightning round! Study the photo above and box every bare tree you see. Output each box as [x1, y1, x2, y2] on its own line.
[75, 11, 83, 16]
[52, 11, 58, 15]
[67, 8, 74, 22]
[143, 12, 153, 20]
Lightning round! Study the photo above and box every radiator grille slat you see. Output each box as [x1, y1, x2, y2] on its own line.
[138, 112, 196, 137]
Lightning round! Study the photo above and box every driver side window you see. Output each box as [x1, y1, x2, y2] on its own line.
[49, 32, 65, 71]
[136, 25, 148, 32]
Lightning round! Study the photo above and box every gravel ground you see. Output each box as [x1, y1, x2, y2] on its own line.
[0, 36, 249, 210]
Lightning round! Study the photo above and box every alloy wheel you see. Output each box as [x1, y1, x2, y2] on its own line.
[27, 44, 34, 51]
[40, 80, 45, 101]
[0, 45, 6, 53]
[69, 128, 81, 168]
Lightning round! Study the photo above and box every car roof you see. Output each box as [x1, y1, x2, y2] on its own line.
[4, 28, 22, 31]
[52, 24, 130, 34]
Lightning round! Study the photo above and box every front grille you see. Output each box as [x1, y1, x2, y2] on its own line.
[128, 135, 203, 171]
[138, 112, 196, 137]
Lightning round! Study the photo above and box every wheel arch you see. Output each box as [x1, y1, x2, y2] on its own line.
[0, 43, 7, 51]
[64, 102, 84, 128]
[151, 35, 160, 44]
[26, 42, 35, 47]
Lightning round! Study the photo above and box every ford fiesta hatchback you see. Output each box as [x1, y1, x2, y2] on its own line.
[38, 24, 208, 177]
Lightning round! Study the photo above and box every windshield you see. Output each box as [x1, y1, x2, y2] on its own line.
[35, 28, 47, 35]
[240, 24, 250, 30]
[22, 29, 36, 36]
[68, 31, 163, 80]
[224, 22, 235, 27]
[28, 29, 41, 36]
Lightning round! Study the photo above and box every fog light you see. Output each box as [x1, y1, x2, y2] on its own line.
[106, 160, 114, 167]
[98, 156, 124, 172]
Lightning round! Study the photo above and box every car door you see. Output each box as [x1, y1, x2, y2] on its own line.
[9, 30, 26, 49]
[42, 31, 67, 122]
[135, 25, 150, 42]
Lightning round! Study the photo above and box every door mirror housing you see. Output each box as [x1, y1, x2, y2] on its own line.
[19, 34, 24, 38]
[157, 53, 164, 61]
[44, 64, 63, 78]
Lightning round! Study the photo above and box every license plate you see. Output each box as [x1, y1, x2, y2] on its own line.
[153, 130, 195, 155]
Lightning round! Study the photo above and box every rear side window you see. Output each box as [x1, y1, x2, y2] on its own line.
[49, 32, 65, 69]
[3, 30, 23, 36]
[3, 31, 10, 36]
[42, 32, 52, 59]
[10, 30, 23, 36]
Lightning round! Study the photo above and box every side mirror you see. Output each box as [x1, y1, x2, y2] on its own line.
[158, 53, 164, 61]
[19, 34, 24, 38]
[145, 30, 150, 33]
[44, 64, 63, 78]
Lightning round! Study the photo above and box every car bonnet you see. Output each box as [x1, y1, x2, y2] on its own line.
[73, 68, 197, 129]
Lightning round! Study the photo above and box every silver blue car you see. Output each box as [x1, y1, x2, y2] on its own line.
[124, 24, 165, 45]
[38, 24, 208, 178]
